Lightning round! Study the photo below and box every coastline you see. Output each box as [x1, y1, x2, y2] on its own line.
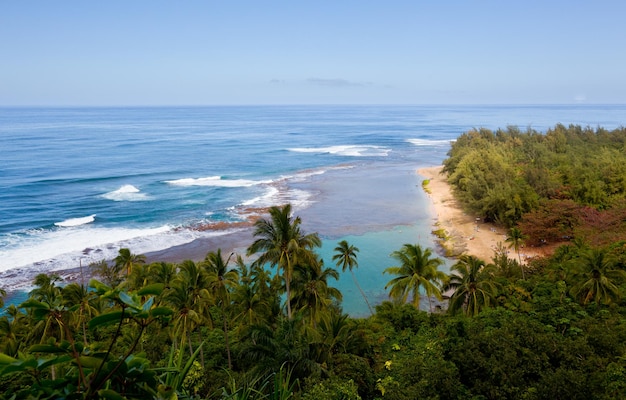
[418, 165, 509, 262]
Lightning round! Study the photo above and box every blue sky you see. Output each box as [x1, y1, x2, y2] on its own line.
[1, 1, 625, 105]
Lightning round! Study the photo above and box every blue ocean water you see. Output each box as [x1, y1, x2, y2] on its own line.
[1, 105, 625, 315]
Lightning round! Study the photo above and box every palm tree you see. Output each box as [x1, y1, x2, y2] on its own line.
[126, 263, 151, 291]
[247, 204, 321, 319]
[384, 244, 447, 311]
[570, 248, 626, 305]
[62, 282, 99, 345]
[91, 260, 122, 287]
[332, 240, 373, 315]
[505, 227, 526, 279]
[148, 261, 177, 288]
[114, 248, 146, 277]
[0, 287, 6, 309]
[290, 258, 342, 327]
[445, 255, 499, 316]
[0, 305, 26, 357]
[232, 259, 271, 333]
[166, 260, 212, 357]
[203, 249, 239, 369]
[23, 274, 67, 380]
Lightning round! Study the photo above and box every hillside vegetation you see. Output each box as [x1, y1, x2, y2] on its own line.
[2, 125, 626, 399]
[443, 124, 626, 246]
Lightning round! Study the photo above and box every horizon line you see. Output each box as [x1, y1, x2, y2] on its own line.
[2, 102, 626, 108]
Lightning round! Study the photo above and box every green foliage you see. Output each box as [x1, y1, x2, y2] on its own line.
[384, 244, 447, 311]
[300, 376, 361, 400]
[3, 200, 626, 399]
[444, 124, 626, 230]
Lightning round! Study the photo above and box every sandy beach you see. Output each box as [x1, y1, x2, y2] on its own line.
[418, 165, 536, 262]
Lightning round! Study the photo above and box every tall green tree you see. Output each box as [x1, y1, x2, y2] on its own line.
[506, 227, 527, 279]
[62, 282, 98, 345]
[445, 255, 499, 316]
[384, 244, 447, 311]
[247, 204, 321, 319]
[114, 247, 146, 277]
[148, 261, 177, 288]
[166, 260, 212, 357]
[333, 240, 373, 315]
[232, 260, 272, 333]
[570, 248, 626, 305]
[203, 249, 239, 369]
[291, 258, 342, 327]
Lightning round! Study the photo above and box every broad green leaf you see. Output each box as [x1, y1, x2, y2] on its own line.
[89, 279, 112, 293]
[38, 355, 72, 370]
[0, 354, 17, 364]
[88, 311, 126, 329]
[141, 296, 155, 313]
[29, 344, 68, 354]
[137, 283, 164, 296]
[150, 306, 174, 317]
[76, 356, 104, 369]
[119, 291, 140, 309]
[19, 299, 49, 310]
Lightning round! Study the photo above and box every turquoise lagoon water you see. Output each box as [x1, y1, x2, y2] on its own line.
[1, 105, 624, 315]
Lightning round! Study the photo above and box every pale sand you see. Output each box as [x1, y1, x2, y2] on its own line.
[418, 165, 540, 263]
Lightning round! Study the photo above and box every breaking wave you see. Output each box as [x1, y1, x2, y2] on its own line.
[288, 145, 390, 157]
[54, 214, 96, 227]
[102, 185, 149, 201]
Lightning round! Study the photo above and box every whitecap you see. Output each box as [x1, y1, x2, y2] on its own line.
[288, 145, 390, 157]
[54, 214, 96, 227]
[283, 165, 354, 182]
[164, 176, 270, 187]
[241, 187, 280, 207]
[406, 138, 455, 146]
[102, 185, 148, 201]
[240, 186, 313, 210]
[1, 224, 175, 275]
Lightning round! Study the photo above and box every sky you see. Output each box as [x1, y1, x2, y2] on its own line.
[1, 1, 625, 106]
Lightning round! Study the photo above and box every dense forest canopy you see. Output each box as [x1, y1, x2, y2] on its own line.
[2, 124, 626, 399]
[443, 124, 626, 243]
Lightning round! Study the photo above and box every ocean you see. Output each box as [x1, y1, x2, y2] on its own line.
[1, 105, 625, 316]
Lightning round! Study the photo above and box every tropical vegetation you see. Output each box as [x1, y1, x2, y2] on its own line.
[1, 124, 626, 399]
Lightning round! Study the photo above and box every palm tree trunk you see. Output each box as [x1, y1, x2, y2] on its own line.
[198, 329, 205, 369]
[223, 306, 232, 369]
[517, 251, 525, 279]
[285, 261, 293, 319]
[187, 332, 194, 358]
[352, 271, 374, 315]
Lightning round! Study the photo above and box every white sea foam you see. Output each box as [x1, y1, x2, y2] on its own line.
[164, 176, 271, 187]
[239, 186, 313, 211]
[289, 165, 354, 181]
[240, 187, 280, 207]
[406, 138, 455, 146]
[0, 225, 235, 287]
[288, 145, 390, 157]
[102, 185, 148, 201]
[0, 225, 169, 273]
[54, 214, 96, 227]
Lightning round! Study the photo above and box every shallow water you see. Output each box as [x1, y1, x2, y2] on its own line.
[1, 105, 625, 313]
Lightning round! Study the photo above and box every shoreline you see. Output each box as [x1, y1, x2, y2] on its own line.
[3, 165, 501, 298]
[0, 227, 258, 295]
[418, 165, 511, 262]
[418, 165, 546, 263]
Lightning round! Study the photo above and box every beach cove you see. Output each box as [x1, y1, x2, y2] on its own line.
[2, 105, 626, 315]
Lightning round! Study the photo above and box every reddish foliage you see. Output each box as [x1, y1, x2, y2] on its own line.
[519, 199, 626, 248]
[518, 199, 584, 246]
